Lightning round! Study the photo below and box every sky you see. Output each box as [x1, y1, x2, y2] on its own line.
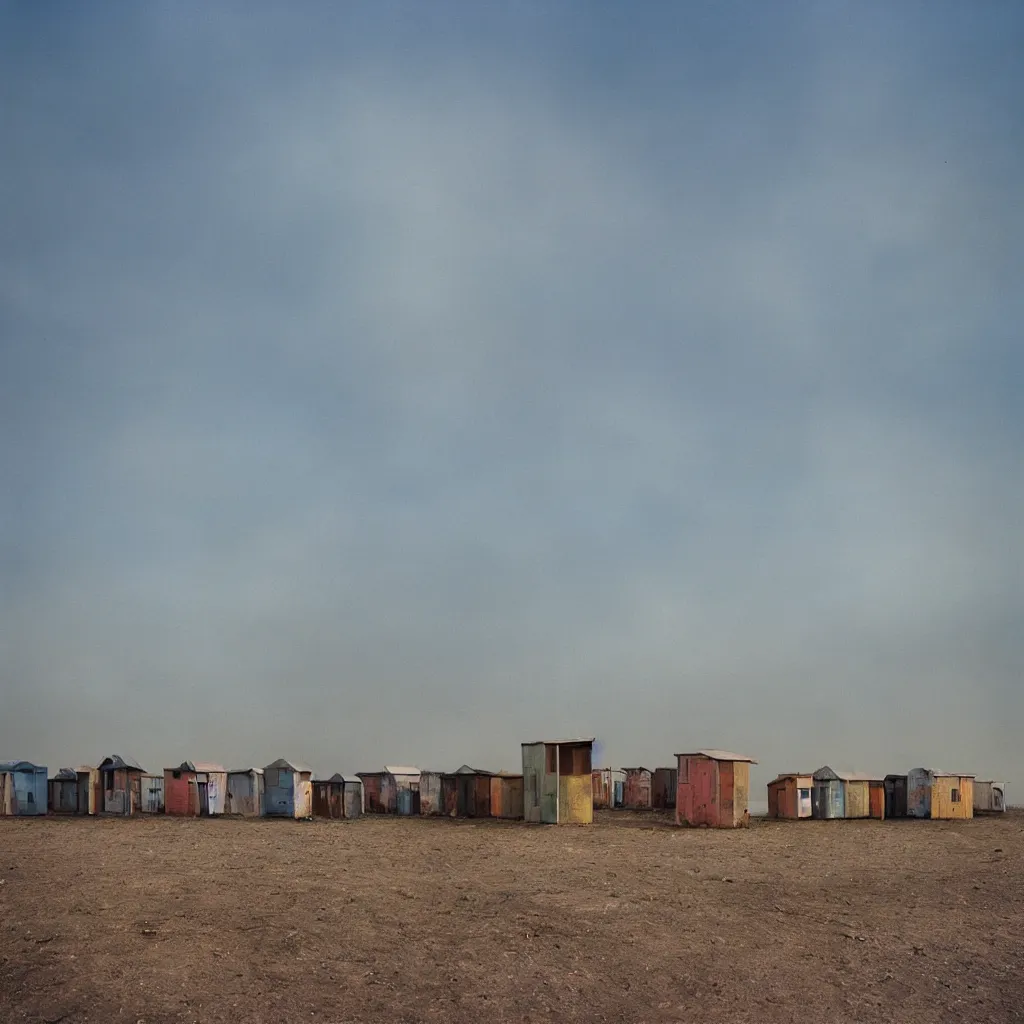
[1, 3, 1021, 805]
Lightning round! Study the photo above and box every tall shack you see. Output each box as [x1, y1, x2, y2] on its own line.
[675, 750, 756, 828]
[522, 738, 594, 824]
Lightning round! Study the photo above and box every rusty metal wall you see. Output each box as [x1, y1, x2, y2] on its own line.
[622, 769, 652, 810]
[419, 772, 443, 815]
[441, 775, 458, 817]
[360, 775, 385, 813]
[313, 782, 343, 819]
[140, 775, 165, 813]
[907, 768, 932, 818]
[592, 770, 612, 810]
[676, 755, 719, 827]
[50, 779, 78, 814]
[164, 770, 196, 816]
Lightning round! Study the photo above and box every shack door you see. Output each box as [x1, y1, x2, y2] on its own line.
[690, 758, 716, 826]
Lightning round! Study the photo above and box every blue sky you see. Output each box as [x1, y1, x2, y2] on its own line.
[1, 4, 1021, 798]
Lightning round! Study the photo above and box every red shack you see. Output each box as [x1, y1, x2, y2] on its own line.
[676, 750, 757, 829]
[621, 767, 653, 810]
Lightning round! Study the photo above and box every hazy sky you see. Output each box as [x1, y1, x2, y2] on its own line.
[2, 4, 1021, 803]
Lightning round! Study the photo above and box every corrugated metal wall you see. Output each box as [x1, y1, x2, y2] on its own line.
[907, 769, 932, 818]
[264, 766, 295, 817]
[140, 776, 165, 813]
[813, 779, 845, 819]
[419, 772, 443, 815]
[622, 769, 652, 810]
[522, 743, 545, 824]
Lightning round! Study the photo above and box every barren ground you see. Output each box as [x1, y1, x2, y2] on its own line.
[0, 811, 1021, 1023]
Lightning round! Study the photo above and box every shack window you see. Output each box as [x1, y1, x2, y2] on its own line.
[799, 788, 811, 800]
[546, 746, 557, 774]
[951, 788, 961, 803]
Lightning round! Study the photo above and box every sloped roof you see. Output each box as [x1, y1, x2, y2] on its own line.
[265, 757, 313, 774]
[191, 761, 226, 774]
[454, 764, 493, 776]
[770, 773, 814, 784]
[97, 754, 144, 772]
[522, 738, 595, 747]
[0, 760, 45, 772]
[227, 767, 264, 776]
[384, 766, 421, 777]
[676, 750, 757, 763]
[621, 767, 652, 773]
[54, 768, 78, 780]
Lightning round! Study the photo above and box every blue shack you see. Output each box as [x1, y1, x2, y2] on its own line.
[0, 761, 48, 816]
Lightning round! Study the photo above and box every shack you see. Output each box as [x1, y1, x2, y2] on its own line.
[767, 773, 813, 819]
[164, 761, 227, 816]
[522, 738, 594, 824]
[49, 768, 80, 814]
[264, 758, 314, 819]
[0, 761, 48, 816]
[357, 771, 388, 814]
[592, 768, 613, 810]
[440, 773, 458, 816]
[621, 767, 653, 810]
[419, 771, 444, 816]
[341, 776, 363, 819]
[98, 755, 145, 815]
[907, 769, 974, 820]
[454, 765, 493, 818]
[676, 750, 756, 828]
[226, 768, 264, 816]
[811, 767, 879, 819]
[489, 772, 524, 820]
[884, 774, 908, 819]
[385, 766, 421, 815]
[652, 767, 678, 810]
[312, 774, 345, 819]
[974, 780, 1006, 814]
[140, 774, 165, 813]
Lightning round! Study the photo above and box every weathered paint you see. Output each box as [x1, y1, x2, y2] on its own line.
[766, 774, 813, 819]
[522, 739, 595, 824]
[621, 768, 653, 810]
[454, 767, 493, 818]
[592, 769, 612, 810]
[264, 759, 314, 819]
[652, 768, 678, 810]
[844, 780, 870, 819]
[884, 775, 908, 818]
[440, 774, 458, 817]
[973, 781, 1006, 814]
[164, 767, 198, 816]
[341, 777, 363, 819]
[358, 773, 386, 814]
[0, 773, 13, 816]
[676, 752, 755, 828]
[0, 762, 48, 816]
[489, 774, 524, 820]
[812, 768, 846, 820]
[98, 756, 145, 816]
[419, 772, 444, 815]
[140, 775, 165, 813]
[868, 781, 885, 820]
[226, 769, 264, 816]
[385, 767, 420, 815]
[930, 775, 974, 820]
[49, 770, 79, 814]
[313, 778, 345, 819]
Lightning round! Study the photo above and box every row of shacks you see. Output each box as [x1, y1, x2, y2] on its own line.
[766, 768, 1006, 820]
[1, 746, 1008, 827]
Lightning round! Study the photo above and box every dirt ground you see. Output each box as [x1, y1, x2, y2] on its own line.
[0, 811, 1021, 1024]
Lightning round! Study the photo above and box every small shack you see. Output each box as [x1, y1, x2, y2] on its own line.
[652, 767, 678, 810]
[98, 755, 145, 815]
[226, 768, 264, 816]
[357, 771, 388, 814]
[522, 738, 594, 824]
[676, 750, 756, 828]
[767, 774, 813, 819]
[164, 762, 227, 816]
[489, 772, 524, 820]
[419, 771, 444, 816]
[592, 768, 613, 809]
[973, 780, 1006, 814]
[140, 774, 165, 813]
[49, 768, 80, 814]
[884, 774, 908, 819]
[454, 765, 493, 818]
[264, 758, 314, 819]
[312, 774, 346, 819]
[811, 767, 880, 819]
[907, 769, 974, 820]
[341, 775, 362, 818]
[0, 761, 48, 816]
[621, 767, 653, 810]
[385, 766, 421, 816]
[440, 773, 458, 817]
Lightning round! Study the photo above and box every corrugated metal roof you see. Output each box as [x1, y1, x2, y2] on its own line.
[265, 758, 313, 774]
[771, 773, 813, 782]
[54, 768, 78, 780]
[384, 766, 421, 777]
[340, 775, 362, 785]
[227, 767, 264, 776]
[620, 767, 652, 773]
[454, 765, 493, 775]
[675, 750, 757, 763]
[0, 760, 45, 772]
[521, 738, 595, 746]
[97, 754, 144, 772]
